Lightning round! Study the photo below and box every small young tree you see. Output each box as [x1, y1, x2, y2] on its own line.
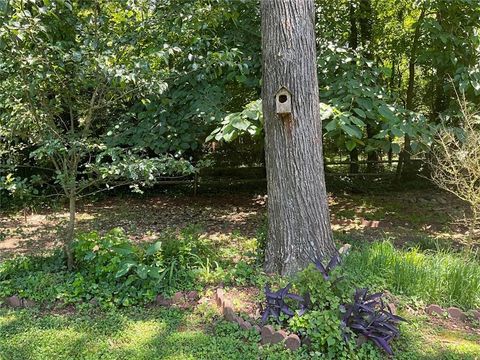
[0, 1, 194, 269]
[430, 94, 480, 245]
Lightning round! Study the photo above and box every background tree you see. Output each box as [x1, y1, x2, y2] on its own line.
[261, 0, 335, 275]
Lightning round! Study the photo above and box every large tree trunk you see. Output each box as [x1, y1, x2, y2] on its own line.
[261, 0, 335, 275]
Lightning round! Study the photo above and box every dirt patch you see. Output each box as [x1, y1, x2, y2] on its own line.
[0, 189, 472, 261]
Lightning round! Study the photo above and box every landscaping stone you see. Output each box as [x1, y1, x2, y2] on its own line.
[270, 330, 288, 344]
[155, 294, 172, 307]
[472, 310, 480, 321]
[172, 291, 185, 305]
[261, 325, 275, 344]
[338, 243, 352, 256]
[22, 299, 36, 308]
[253, 325, 261, 334]
[223, 302, 236, 322]
[426, 304, 443, 316]
[356, 335, 367, 346]
[239, 318, 252, 331]
[186, 290, 198, 301]
[215, 288, 224, 307]
[222, 299, 232, 313]
[447, 307, 466, 321]
[387, 302, 397, 315]
[284, 334, 301, 351]
[5, 295, 22, 308]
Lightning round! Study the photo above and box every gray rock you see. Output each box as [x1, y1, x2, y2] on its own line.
[356, 334, 367, 346]
[270, 330, 288, 344]
[22, 299, 36, 308]
[447, 307, 466, 321]
[387, 303, 397, 315]
[215, 289, 224, 307]
[284, 334, 301, 351]
[155, 294, 171, 307]
[223, 304, 236, 322]
[426, 304, 444, 316]
[261, 325, 275, 344]
[239, 318, 252, 331]
[172, 291, 185, 305]
[186, 291, 198, 301]
[5, 295, 22, 308]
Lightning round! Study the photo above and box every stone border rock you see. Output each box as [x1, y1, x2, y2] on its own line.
[0, 295, 37, 309]
[425, 304, 480, 322]
[214, 288, 301, 351]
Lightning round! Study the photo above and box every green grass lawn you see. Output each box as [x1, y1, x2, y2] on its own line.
[0, 307, 479, 360]
[0, 306, 296, 360]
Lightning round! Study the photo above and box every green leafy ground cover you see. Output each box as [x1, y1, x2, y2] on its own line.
[1, 190, 479, 359]
[0, 305, 478, 359]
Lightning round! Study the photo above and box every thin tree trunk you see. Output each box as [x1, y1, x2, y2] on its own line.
[261, 0, 335, 275]
[350, 147, 360, 174]
[66, 190, 76, 270]
[349, 1, 358, 50]
[398, 7, 426, 179]
[349, 0, 360, 174]
[359, 0, 380, 172]
[432, 9, 448, 119]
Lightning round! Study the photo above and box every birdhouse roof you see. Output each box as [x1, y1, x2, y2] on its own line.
[275, 86, 291, 95]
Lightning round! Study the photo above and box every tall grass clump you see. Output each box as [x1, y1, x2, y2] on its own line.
[343, 240, 480, 310]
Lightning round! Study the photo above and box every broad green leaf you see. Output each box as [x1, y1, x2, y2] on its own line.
[340, 124, 362, 139]
[115, 261, 136, 278]
[379, 105, 397, 122]
[146, 241, 162, 256]
[353, 108, 366, 119]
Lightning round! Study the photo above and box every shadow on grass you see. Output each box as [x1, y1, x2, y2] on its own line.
[0, 307, 187, 360]
[0, 307, 269, 360]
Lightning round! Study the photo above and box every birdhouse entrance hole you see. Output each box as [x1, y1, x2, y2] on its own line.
[275, 86, 292, 115]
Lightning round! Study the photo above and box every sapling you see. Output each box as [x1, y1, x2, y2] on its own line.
[430, 93, 480, 246]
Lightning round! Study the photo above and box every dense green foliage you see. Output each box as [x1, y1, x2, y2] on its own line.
[2, 227, 479, 358]
[0, 227, 265, 307]
[2, 0, 480, 208]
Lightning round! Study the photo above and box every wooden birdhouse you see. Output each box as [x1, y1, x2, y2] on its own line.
[275, 86, 292, 115]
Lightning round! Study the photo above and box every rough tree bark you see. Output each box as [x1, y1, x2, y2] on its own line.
[261, 0, 335, 275]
